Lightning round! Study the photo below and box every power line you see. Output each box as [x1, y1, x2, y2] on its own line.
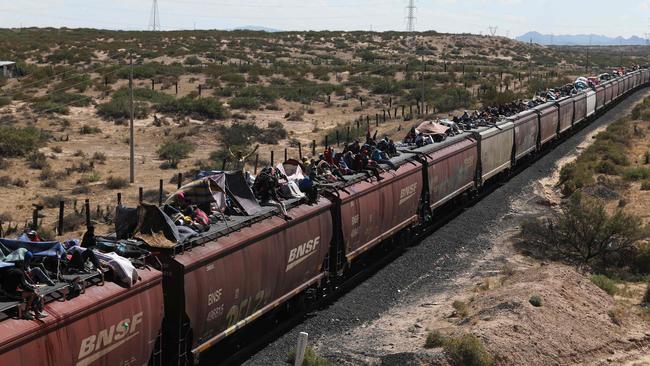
[406, 0, 416, 33]
[149, 0, 161, 31]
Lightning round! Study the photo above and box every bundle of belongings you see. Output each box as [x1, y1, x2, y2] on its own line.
[115, 170, 266, 247]
[0, 227, 149, 320]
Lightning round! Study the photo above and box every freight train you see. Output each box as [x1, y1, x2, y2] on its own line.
[0, 68, 648, 366]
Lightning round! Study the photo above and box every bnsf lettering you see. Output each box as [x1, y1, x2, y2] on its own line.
[78, 312, 143, 362]
[208, 288, 223, 306]
[286, 237, 320, 271]
[399, 183, 418, 205]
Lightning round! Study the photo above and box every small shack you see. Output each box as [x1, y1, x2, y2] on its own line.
[0, 61, 16, 78]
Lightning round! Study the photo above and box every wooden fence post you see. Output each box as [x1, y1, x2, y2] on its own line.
[84, 199, 91, 229]
[58, 201, 64, 236]
[159, 179, 164, 206]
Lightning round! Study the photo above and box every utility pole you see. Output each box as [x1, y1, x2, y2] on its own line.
[406, 0, 416, 33]
[129, 53, 135, 184]
[488, 26, 498, 37]
[619, 38, 623, 68]
[149, 0, 161, 31]
[421, 54, 426, 114]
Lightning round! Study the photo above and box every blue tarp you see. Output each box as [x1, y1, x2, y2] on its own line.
[0, 239, 66, 258]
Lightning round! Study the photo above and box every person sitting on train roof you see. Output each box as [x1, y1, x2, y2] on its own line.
[22, 251, 55, 287]
[370, 146, 397, 171]
[347, 140, 361, 154]
[0, 263, 46, 320]
[252, 167, 292, 221]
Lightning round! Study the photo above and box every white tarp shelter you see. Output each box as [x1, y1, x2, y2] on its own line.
[0, 61, 15, 78]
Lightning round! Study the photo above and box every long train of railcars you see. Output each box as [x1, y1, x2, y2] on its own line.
[0, 68, 648, 366]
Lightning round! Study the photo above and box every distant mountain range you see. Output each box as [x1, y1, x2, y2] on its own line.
[516, 32, 648, 46]
[231, 25, 282, 33]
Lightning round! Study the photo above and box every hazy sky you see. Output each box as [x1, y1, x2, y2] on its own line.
[0, 0, 649, 37]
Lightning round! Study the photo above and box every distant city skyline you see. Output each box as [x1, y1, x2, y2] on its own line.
[0, 0, 649, 39]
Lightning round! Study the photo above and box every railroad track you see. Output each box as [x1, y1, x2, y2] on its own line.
[203, 86, 649, 366]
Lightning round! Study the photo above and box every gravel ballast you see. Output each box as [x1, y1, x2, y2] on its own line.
[244, 88, 650, 366]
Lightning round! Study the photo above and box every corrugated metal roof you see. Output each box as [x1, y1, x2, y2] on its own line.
[0, 61, 16, 67]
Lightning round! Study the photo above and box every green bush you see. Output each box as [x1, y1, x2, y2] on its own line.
[596, 161, 619, 175]
[257, 121, 287, 145]
[0, 126, 44, 157]
[229, 96, 260, 110]
[633, 243, 650, 274]
[117, 62, 184, 79]
[590, 274, 618, 296]
[424, 331, 448, 349]
[452, 300, 469, 318]
[218, 122, 261, 146]
[0, 96, 12, 107]
[32, 100, 70, 114]
[184, 56, 201, 65]
[444, 334, 494, 366]
[521, 195, 647, 268]
[156, 96, 228, 119]
[286, 347, 334, 366]
[112, 87, 174, 104]
[157, 139, 196, 168]
[529, 295, 543, 307]
[237, 85, 278, 103]
[623, 167, 650, 181]
[105, 176, 129, 190]
[80, 125, 102, 134]
[97, 97, 148, 120]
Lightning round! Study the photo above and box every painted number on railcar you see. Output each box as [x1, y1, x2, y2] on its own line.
[206, 288, 225, 322]
[225, 290, 266, 327]
[351, 214, 360, 239]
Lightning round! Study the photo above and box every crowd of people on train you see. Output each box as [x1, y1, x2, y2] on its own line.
[0, 225, 147, 320]
[402, 68, 640, 146]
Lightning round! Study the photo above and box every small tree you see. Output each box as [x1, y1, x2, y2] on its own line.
[521, 195, 647, 268]
[157, 139, 196, 169]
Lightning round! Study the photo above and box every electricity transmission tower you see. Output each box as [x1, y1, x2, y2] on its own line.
[488, 26, 498, 37]
[406, 0, 416, 33]
[149, 0, 161, 31]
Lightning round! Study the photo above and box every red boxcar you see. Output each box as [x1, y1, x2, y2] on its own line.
[555, 97, 574, 134]
[510, 110, 539, 162]
[533, 102, 559, 146]
[337, 156, 423, 262]
[414, 134, 478, 210]
[612, 79, 620, 100]
[573, 92, 588, 125]
[156, 199, 333, 363]
[0, 270, 164, 366]
[595, 84, 606, 110]
[604, 81, 614, 105]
